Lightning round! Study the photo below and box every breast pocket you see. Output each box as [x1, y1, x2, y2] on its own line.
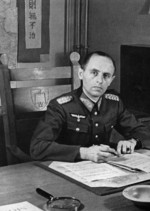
[67, 121, 89, 133]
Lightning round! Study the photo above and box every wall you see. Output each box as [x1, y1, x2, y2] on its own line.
[0, 0, 17, 68]
[0, 0, 66, 68]
[49, 0, 66, 67]
[88, 0, 150, 91]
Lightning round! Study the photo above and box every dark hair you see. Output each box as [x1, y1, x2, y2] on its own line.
[81, 51, 116, 74]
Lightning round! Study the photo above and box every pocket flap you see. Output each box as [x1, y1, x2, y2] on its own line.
[67, 121, 88, 133]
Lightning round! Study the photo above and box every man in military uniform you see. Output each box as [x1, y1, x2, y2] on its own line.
[30, 51, 150, 162]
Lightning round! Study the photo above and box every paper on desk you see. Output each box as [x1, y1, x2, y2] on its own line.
[50, 160, 133, 187]
[49, 155, 150, 188]
[107, 152, 150, 172]
[0, 201, 43, 211]
[51, 152, 150, 182]
[58, 161, 129, 182]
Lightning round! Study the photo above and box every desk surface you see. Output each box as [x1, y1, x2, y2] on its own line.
[0, 151, 150, 211]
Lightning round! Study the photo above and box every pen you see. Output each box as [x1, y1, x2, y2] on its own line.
[107, 161, 142, 173]
[108, 149, 121, 157]
[100, 144, 120, 157]
[110, 151, 120, 157]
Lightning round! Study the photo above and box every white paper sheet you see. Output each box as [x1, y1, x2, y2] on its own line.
[0, 201, 42, 211]
[49, 161, 133, 187]
[108, 152, 150, 172]
[59, 161, 129, 182]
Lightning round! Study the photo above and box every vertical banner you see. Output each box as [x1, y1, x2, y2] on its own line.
[17, 0, 50, 62]
[25, 0, 42, 49]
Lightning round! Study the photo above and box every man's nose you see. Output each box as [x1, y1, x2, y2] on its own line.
[97, 73, 103, 84]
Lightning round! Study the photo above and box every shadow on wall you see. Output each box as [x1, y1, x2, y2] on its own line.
[55, 52, 70, 66]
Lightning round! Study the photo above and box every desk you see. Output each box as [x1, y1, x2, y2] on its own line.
[0, 155, 149, 211]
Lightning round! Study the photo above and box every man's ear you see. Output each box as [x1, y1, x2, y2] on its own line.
[78, 67, 84, 80]
[108, 75, 115, 86]
[112, 75, 115, 82]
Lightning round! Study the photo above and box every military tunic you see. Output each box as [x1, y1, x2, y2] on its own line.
[30, 87, 150, 162]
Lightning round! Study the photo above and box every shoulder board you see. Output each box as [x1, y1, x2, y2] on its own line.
[105, 93, 119, 101]
[57, 96, 73, 104]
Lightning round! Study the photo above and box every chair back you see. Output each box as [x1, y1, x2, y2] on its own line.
[0, 53, 80, 165]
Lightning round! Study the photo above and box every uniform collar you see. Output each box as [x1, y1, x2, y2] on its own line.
[80, 91, 102, 112]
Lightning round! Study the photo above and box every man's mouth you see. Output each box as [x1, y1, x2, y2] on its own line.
[93, 86, 102, 91]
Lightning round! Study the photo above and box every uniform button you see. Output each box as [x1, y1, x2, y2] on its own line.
[95, 135, 99, 138]
[94, 111, 98, 115]
[76, 128, 80, 132]
[111, 125, 114, 129]
[95, 123, 99, 127]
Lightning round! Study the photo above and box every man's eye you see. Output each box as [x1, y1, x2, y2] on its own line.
[103, 73, 110, 79]
[92, 70, 98, 76]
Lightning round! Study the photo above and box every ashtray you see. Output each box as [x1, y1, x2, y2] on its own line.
[122, 185, 150, 207]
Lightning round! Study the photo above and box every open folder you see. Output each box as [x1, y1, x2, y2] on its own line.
[36, 152, 150, 196]
[48, 152, 150, 188]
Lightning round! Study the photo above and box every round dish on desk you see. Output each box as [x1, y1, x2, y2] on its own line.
[122, 185, 150, 207]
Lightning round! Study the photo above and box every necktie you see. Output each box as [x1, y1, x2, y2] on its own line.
[92, 102, 98, 113]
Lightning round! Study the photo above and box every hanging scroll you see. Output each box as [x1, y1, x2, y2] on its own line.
[17, 0, 50, 62]
[25, 0, 42, 49]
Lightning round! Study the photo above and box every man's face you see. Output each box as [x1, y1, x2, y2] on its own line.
[78, 54, 115, 99]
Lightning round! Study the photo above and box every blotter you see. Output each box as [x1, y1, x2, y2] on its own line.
[0, 201, 43, 211]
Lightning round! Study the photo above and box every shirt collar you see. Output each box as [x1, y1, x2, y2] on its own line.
[80, 91, 102, 112]
[83, 87, 99, 103]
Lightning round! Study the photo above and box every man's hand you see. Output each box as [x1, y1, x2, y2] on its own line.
[80, 144, 118, 162]
[117, 138, 137, 154]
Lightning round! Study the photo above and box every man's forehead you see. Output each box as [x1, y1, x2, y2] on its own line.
[86, 54, 115, 71]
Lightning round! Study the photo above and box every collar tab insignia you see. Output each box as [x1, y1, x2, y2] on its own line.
[105, 94, 119, 101]
[80, 97, 94, 112]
